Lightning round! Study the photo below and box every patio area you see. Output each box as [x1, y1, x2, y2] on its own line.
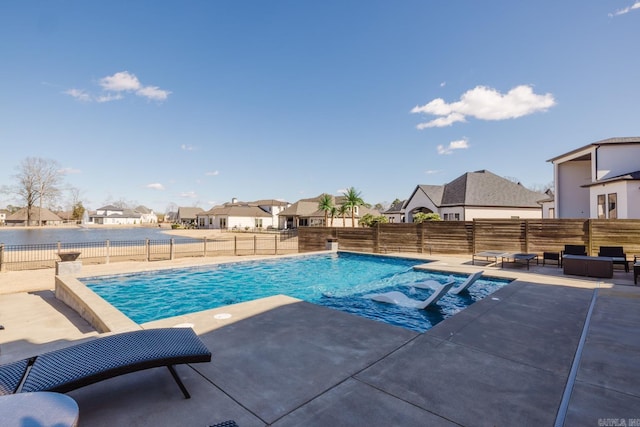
[1, 254, 639, 426]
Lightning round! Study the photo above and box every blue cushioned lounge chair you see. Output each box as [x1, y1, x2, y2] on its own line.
[0, 327, 211, 399]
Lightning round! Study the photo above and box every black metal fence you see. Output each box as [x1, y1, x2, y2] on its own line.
[0, 233, 299, 272]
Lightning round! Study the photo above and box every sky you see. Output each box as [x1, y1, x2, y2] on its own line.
[1, 1, 639, 213]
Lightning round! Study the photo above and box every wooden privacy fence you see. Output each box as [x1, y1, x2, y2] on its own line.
[299, 219, 640, 257]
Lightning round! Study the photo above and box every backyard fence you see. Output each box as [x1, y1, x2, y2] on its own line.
[298, 219, 640, 258]
[0, 233, 298, 272]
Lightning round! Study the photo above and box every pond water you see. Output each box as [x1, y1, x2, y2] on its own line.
[0, 227, 181, 246]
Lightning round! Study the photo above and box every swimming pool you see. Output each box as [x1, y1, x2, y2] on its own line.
[82, 252, 509, 332]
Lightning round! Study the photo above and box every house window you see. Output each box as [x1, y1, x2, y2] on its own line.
[220, 218, 227, 229]
[255, 219, 263, 228]
[443, 213, 449, 220]
[608, 193, 617, 219]
[454, 213, 460, 221]
[549, 208, 555, 219]
[597, 194, 606, 219]
[299, 218, 309, 227]
[389, 217, 395, 223]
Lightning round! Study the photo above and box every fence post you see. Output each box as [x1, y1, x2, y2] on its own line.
[524, 220, 529, 253]
[106, 240, 110, 264]
[234, 236, 237, 255]
[203, 237, 207, 258]
[254, 235, 257, 255]
[146, 238, 150, 261]
[170, 238, 175, 260]
[0, 244, 4, 272]
[587, 219, 593, 256]
[274, 234, 278, 255]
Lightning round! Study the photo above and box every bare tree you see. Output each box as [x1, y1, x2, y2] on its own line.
[11, 157, 63, 226]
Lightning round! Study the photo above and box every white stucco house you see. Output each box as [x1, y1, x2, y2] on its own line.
[90, 205, 157, 225]
[197, 199, 290, 230]
[548, 137, 640, 219]
[403, 170, 547, 222]
[537, 189, 555, 219]
[383, 200, 406, 223]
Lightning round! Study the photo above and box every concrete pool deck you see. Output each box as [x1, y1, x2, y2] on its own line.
[1, 253, 639, 425]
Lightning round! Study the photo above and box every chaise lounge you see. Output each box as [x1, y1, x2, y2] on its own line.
[0, 327, 211, 399]
[413, 271, 484, 295]
[365, 278, 455, 309]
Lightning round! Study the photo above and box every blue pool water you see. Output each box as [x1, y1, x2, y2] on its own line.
[82, 252, 510, 332]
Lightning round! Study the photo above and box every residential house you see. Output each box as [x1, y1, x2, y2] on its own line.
[90, 205, 155, 225]
[134, 206, 158, 224]
[0, 209, 8, 225]
[403, 170, 547, 222]
[538, 189, 555, 219]
[278, 194, 378, 228]
[175, 207, 204, 227]
[548, 137, 640, 219]
[5, 207, 64, 226]
[383, 200, 406, 223]
[197, 199, 279, 230]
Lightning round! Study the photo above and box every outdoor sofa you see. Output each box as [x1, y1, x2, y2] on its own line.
[560, 244, 587, 267]
[0, 327, 211, 399]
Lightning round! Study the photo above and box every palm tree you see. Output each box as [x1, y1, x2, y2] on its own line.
[342, 187, 365, 227]
[317, 193, 334, 227]
[338, 204, 349, 227]
[329, 206, 338, 227]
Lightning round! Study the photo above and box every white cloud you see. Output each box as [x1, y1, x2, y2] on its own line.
[181, 144, 196, 151]
[412, 85, 556, 129]
[136, 86, 171, 101]
[425, 169, 440, 175]
[100, 71, 141, 92]
[179, 191, 198, 198]
[437, 138, 470, 155]
[146, 183, 165, 190]
[609, 1, 640, 16]
[205, 171, 220, 176]
[64, 89, 91, 102]
[65, 71, 170, 103]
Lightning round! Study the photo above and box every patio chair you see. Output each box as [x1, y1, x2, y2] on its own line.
[598, 246, 629, 272]
[560, 245, 587, 266]
[0, 327, 211, 399]
[366, 279, 455, 309]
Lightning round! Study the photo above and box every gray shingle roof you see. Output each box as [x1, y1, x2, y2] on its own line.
[177, 207, 204, 219]
[415, 170, 546, 208]
[7, 207, 63, 222]
[384, 200, 406, 214]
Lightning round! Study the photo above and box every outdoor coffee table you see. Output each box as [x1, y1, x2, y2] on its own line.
[472, 251, 508, 265]
[501, 253, 539, 270]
